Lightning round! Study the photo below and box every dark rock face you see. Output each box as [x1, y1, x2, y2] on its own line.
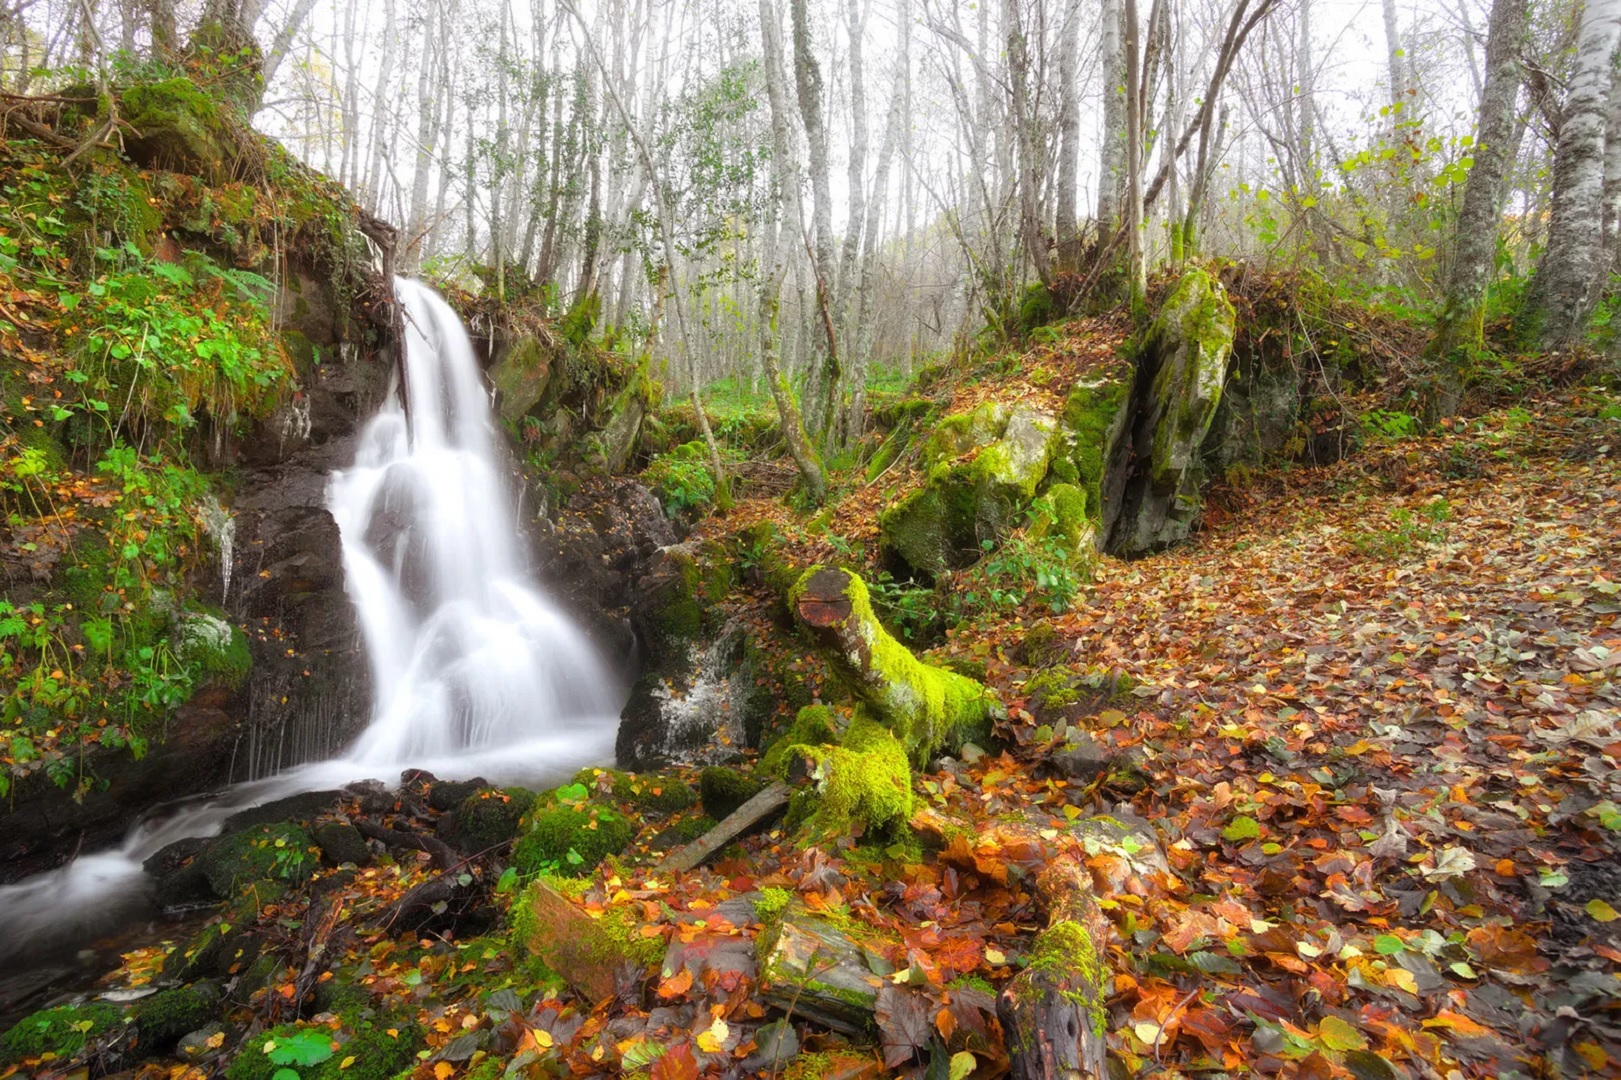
[533, 477, 678, 667]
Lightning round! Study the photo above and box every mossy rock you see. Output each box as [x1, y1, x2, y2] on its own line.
[199, 822, 317, 897]
[633, 541, 734, 667]
[444, 787, 537, 853]
[574, 767, 697, 815]
[0, 1002, 123, 1064]
[880, 403, 1059, 578]
[120, 77, 231, 176]
[1050, 369, 1135, 525]
[177, 613, 252, 690]
[489, 335, 557, 423]
[511, 878, 664, 998]
[133, 983, 220, 1049]
[512, 802, 635, 875]
[699, 766, 765, 820]
[760, 705, 839, 777]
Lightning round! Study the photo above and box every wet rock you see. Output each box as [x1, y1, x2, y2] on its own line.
[345, 779, 397, 815]
[427, 777, 490, 812]
[314, 822, 372, 867]
[219, 789, 344, 833]
[489, 335, 557, 423]
[177, 1021, 230, 1061]
[132, 983, 221, 1050]
[146, 837, 216, 911]
[1051, 734, 1113, 782]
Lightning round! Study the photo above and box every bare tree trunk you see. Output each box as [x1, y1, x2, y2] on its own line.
[1097, 0, 1126, 231]
[1124, 0, 1146, 312]
[260, 0, 316, 88]
[791, 0, 841, 443]
[836, 0, 868, 326]
[760, 0, 826, 504]
[1006, 0, 1048, 286]
[1382, 0, 1408, 122]
[1521, 0, 1621, 348]
[1054, 0, 1082, 271]
[1427, 0, 1528, 399]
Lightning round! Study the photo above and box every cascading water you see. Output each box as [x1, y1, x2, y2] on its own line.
[0, 279, 623, 974]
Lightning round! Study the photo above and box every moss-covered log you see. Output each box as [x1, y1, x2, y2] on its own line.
[913, 806, 1111, 1080]
[790, 567, 994, 763]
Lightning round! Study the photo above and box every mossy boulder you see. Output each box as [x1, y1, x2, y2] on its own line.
[791, 567, 995, 764]
[880, 402, 1059, 578]
[0, 1002, 123, 1064]
[443, 787, 537, 854]
[489, 335, 557, 423]
[199, 822, 318, 897]
[630, 541, 733, 669]
[699, 766, 765, 820]
[574, 767, 697, 815]
[1050, 368, 1135, 528]
[512, 801, 635, 875]
[121, 77, 231, 177]
[133, 983, 220, 1049]
[1104, 267, 1236, 556]
[512, 878, 666, 1000]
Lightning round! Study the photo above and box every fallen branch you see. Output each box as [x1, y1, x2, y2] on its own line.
[658, 781, 789, 873]
[354, 819, 458, 871]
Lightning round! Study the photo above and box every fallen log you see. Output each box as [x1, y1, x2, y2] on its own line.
[912, 806, 1111, 1080]
[790, 567, 995, 763]
[658, 781, 789, 874]
[355, 819, 458, 870]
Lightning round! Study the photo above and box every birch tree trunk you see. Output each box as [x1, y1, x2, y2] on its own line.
[1521, 0, 1621, 349]
[791, 0, 842, 442]
[1055, 0, 1082, 271]
[760, 0, 827, 504]
[1124, 0, 1147, 312]
[1427, 0, 1528, 401]
[1098, 0, 1126, 232]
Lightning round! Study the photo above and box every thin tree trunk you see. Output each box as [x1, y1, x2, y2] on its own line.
[1521, 0, 1621, 348]
[1006, 0, 1048, 285]
[1054, 0, 1082, 271]
[1427, 0, 1529, 401]
[1124, 0, 1146, 312]
[791, 0, 841, 443]
[1098, 0, 1126, 232]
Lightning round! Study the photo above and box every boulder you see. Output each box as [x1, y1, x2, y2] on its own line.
[488, 335, 557, 422]
[879, 402, 1059, 578]
[1104, 268, 1236, 556]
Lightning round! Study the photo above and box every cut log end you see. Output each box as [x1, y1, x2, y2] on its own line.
[794, 568, 856, 627]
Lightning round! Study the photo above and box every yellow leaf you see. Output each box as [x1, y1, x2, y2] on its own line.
[1133, 1021, 1163, 1045]
[889, 967, 913, 984]
[339, 1056, 356, 1070]
[1586, 899, 1619, 923]
[984, 947, 1007, 966]
[204, 1032, 226, 1049]
[433, 1062, 455, 1080]
[1385, 968, 1419, 994]
[696, 1017, 730, 1054]
[1317, 1015, 1368, 1052]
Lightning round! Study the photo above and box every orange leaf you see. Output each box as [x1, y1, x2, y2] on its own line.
[657, 968, 694, 999]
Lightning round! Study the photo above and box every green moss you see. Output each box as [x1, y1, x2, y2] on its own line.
[791, 714, 914, 839]
[0, 1002, 123, 1064]
[133, 984, 218, 1047]
[178, 613, 252, 689]
[790, 568, 994, 764]
[1026, 920, 1107, 1039]
[200, 823, 317, 896]
[576, 768, 698, 815]
[511, 881, 663, 976]
[754, 887, 794, 924]
[699, 766, 764, 820]
[452, 787, 537, 852]
[1054, 372, 1134, 523]
[1024, 669, 1080, 712]
[120, 77, 229, 173]
[760, 704, 839, 777]
[512, 803, 634, 876]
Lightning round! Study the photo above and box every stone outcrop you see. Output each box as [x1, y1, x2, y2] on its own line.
[1103, 267, 1237, 556]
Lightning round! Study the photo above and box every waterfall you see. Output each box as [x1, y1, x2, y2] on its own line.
[0, 279, 623, 966]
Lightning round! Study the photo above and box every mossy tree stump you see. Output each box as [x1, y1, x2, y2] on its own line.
[790, 567, 994, 764]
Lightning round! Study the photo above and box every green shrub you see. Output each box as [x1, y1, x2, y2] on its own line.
[643, 441, 717, 517]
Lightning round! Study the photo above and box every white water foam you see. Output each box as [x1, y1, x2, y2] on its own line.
[0, 279, 623, 966]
